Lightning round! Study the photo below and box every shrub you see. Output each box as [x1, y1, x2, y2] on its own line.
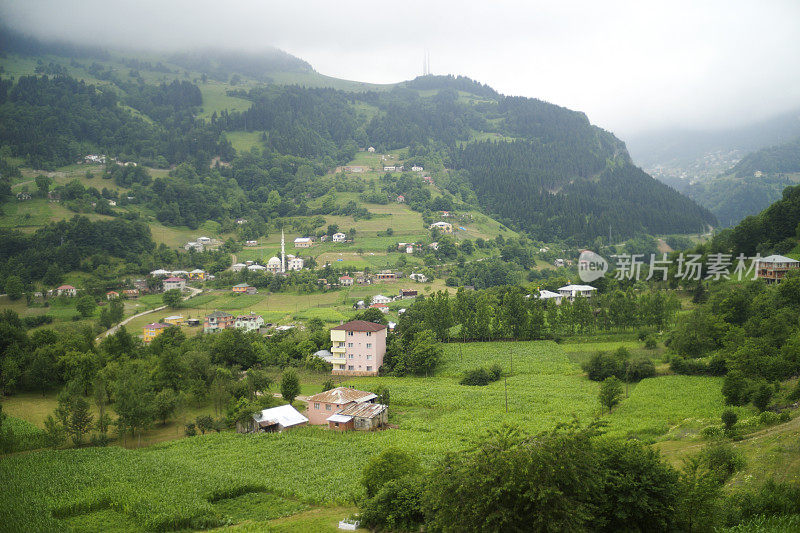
[583, 350, 625, 382]
[721, 409, 738, 434]
[460, 366, 503, 386]
[184, 422, 196, 437]
[699, 442, 745, 484]
[644, 335, 657, 349]
[752, 382, 774, 412]
[626, 357, 656, 382]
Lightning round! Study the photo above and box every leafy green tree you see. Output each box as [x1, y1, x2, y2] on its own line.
[195, 414, 214, 434]
[321, 379, 335, 392]
[599, 376, 623, 413]
[114, 362, 155, 447]
[4, 275, 24, 301]
[162, 289, 182, 308]
[394, 330, 442, 376]
[721, 409, 738, 435]
[153, 389, 177, 425]
[75, 295, 96, 318]
[677, 456, 723, 532]
[43, 414, 66, 447]
[362, 448, 420, 498]
[0, 404, 17, 453]
[752, 382, 773, 412]
[67, 396, 93, 447]
[280, 369, 300, 405]
[34, 174, 52, 196]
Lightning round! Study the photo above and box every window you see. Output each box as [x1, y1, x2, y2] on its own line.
[366, 343, 372, 349]
[366, 366, 372, 371]
[347, 331, 354, 336]
[366, 332, 372, 337]
[348, 354, 354, 359]
[348, 342, 353, 348]
[348, 365, 354, 371]
[314, 403, 320, 409]
[326, 404, 332, 411]
[366, 354, 372, 360]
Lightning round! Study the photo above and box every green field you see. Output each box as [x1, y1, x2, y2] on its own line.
[1, 339, 763, 531]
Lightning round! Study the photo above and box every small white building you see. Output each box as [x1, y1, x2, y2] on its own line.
[171, 270, 189, 278]
[231, 263, 246, 272]
[538, 290, 563, 305]
[332, 232, 347, 243]
[557, 284, 597, 302]
[248, 264, 268, 272]
[409, 273, 428, 283]
[371, 294, 392, 305]
[184, 241, 204, 252]
[383, 166, 396, 172]
[150, 269, 171, 277]
[197, 237, 212, 245]
[367, 146, 376, 153]
[411, 166, 423, 172]
[240, 404, 308, 433]
[429, 222, 453, 233]
[163, 277, 186, 292]
[339, 275, 354, 286]
[294, 237, 312, 248]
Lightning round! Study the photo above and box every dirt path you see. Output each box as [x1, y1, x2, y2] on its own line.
[95, 286, 203, 342]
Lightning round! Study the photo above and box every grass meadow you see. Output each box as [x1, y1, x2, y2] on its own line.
[1, 339, 764, 531]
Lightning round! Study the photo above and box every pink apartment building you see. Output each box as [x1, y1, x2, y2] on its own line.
[329, 320, 387, 376]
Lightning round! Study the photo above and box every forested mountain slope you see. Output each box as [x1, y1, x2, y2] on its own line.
[0, 31, 715, 243]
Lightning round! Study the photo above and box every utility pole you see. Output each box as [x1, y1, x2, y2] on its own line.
[510, 345, 513, 375]
[504, 376, 508, 413]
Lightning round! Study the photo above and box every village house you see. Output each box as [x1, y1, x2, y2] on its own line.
[353, 300, 366, 310]
[171, 270, 189, 278]
[143, 323, 170, 343]
[163, 277, 186, 292]
[232, 283, 257, 295]
[151, 269, 171, 277]
[375, 270, 398, 282]
[204, 310, 235, 333]
[286, 255, 304, 271]
[106, 291, 119, 300]
[409, 273, 428, 283]
[558, 284, 597, 302]
[429, 221, 453, 233]
[383, 166, 396, 172]
[184, 241, 204, 252]
[55, 285, 77, 297]
[236, 218, 248, 225]
[163, 315, 184, 326]
[235, 314, 265, 332]
[16, 192, 31, 201]
[367, 146, 375, 153]
[422, 176, 434, 184]
[339, 275, 354, 286]
[756, 255, 800, 284]
[188, 269, 206, 281]
[245, 240, 258, 247]
[306, 386, 388, 431]
[197, 237, 212, 245]
[123, 289, 140, 298]
[249, 263, 268, 272]
[396, 195, 405, 203]
[369, 303, 389, 314]
[294, 237, 312, 248]
[107, 200, 117, 207]
[405, 245, 414, 254]
[371, 294, 392, 305]
[538, 289, 563, 305]
[329, 320, 388, 376]
[332, 232, 347, 243]
[231, 263, 246, 272]
[238, 404, 308, 433]
[399, 289, 418, 299]
[411, 165, 424, 172]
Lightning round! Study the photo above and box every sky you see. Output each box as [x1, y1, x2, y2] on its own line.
[2, 0, 800, 137]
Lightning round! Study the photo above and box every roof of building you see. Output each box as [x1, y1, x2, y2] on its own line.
[370, 303, 388, 308]
[759, 255, 800, 264]
[294, 237, 312, 242]
[232, 263, 246, 268]
[164, 277, 184, 282]
[107, 290, 119, 294]
[558, 284, 597, 292]
[190, 269, 205, 274]
[267, 256, 281, 265]
[337, 402, 387, 419]
[330, 320, 388, 333]
[207, 310, 234, 319]
[539, 290, 562, 299]
[251, 404, 308, 428]
[57, 285, 76, 290]
[340, 275, 353, 279]
[313, 349, 333, 358]
[145, 323, 170, 329]
[233, 283, 251, 288]
[163, 315, 183, 320]
[307, 386, 377, 404]
[237, 314, 262, 320]
[326, 413, 353, 423]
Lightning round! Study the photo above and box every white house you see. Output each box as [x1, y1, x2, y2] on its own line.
[383, 166, 396, 172]
[371, 294, 392, 305]
[245, 240, 258, 247]
[266, 257, 282, 273]
[367, 146, 376, 153]
[332, 232, 347, 243]
[184, 241, 204, 252]
[294, 237, 312, 248]
[235, 314, 265, 332]
[150, 269, 171, 277]
[557, 284, 597, 302]
[339, 275, 354, 286]
[197, 237, 212, 245]
[55, 285, 77, 297]
[409, 273, 428, 283]
[231, 263, 246, 272]
[411, 166, 423, 172]
[248, 264, 268, 272]
[163, 277, 186, 292]
[538, 290, 563, 305]
[286, 255, 304, 271]
[429, 221, 453, 233]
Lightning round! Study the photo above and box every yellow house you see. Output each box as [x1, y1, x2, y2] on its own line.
[330, 328, 347, 369]
[163, 315, 184, 326]
[188, 269, 206, 280]
[143, 323, 170, 343]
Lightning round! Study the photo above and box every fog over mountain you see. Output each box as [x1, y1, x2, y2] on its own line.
[2, 0, 800, 138]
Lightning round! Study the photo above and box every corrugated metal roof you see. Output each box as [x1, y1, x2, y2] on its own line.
[252, 404, 308, 428]
[337, 402, 387, 419]
[326, 414, 353, 423]
[307, 387, 377, 404]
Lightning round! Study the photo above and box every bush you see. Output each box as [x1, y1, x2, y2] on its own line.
[360, 475, 426, 532]
[721, 409, 738, 434]
[626, 357, 656, 382]
[752, 382, 774, 412]
[699, 442, 745, 484]
[644, 335, 657, 349]
[184, 422, 197, 437]
[460, 366, 502, 386]
[726, 480, 800, 526]
[583, 350, 626, 382]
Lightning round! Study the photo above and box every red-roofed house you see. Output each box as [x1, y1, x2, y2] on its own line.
[329, 320, 387, 376]
[339, 275, 354, 286]
[306, 386, 387, 430]
[55, 285, 77, 297]
[106, 291, 119, 300]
